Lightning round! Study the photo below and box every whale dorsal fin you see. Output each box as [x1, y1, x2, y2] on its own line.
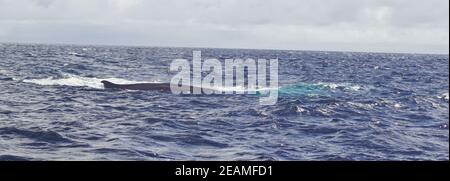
[101, 80, 118, 89]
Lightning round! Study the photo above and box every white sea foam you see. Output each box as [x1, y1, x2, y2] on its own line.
[0, 69, 7, 75]
[0, 69, 19, 80]
[393, 103, 402, 109]
[207, 82, 362, 93]
[438, 92, 449, 101]
[315, 82, 362, 91]
[23, 74, 154, 89]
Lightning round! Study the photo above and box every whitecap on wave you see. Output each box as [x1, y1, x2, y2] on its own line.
[314, 82, 362, 91]
[438, 93, 449, 101]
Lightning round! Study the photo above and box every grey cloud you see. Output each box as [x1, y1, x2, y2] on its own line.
[0, 0, 448, 54]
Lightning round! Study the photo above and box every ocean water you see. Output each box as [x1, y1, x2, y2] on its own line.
[0, 43, 448, 161]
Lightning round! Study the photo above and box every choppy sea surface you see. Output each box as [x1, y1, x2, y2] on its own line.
[0, 43, 448, 160]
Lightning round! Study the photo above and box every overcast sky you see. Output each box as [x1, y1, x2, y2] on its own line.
[0, 0, 448, 54]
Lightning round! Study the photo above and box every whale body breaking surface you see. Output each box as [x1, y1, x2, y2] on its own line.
[101, 80, 172, 91]
[101, 80, 214, 93]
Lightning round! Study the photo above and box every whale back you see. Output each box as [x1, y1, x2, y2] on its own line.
[101, 80, 172, 91]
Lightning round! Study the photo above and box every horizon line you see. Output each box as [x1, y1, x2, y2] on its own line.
[1, 41, 448, 56]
